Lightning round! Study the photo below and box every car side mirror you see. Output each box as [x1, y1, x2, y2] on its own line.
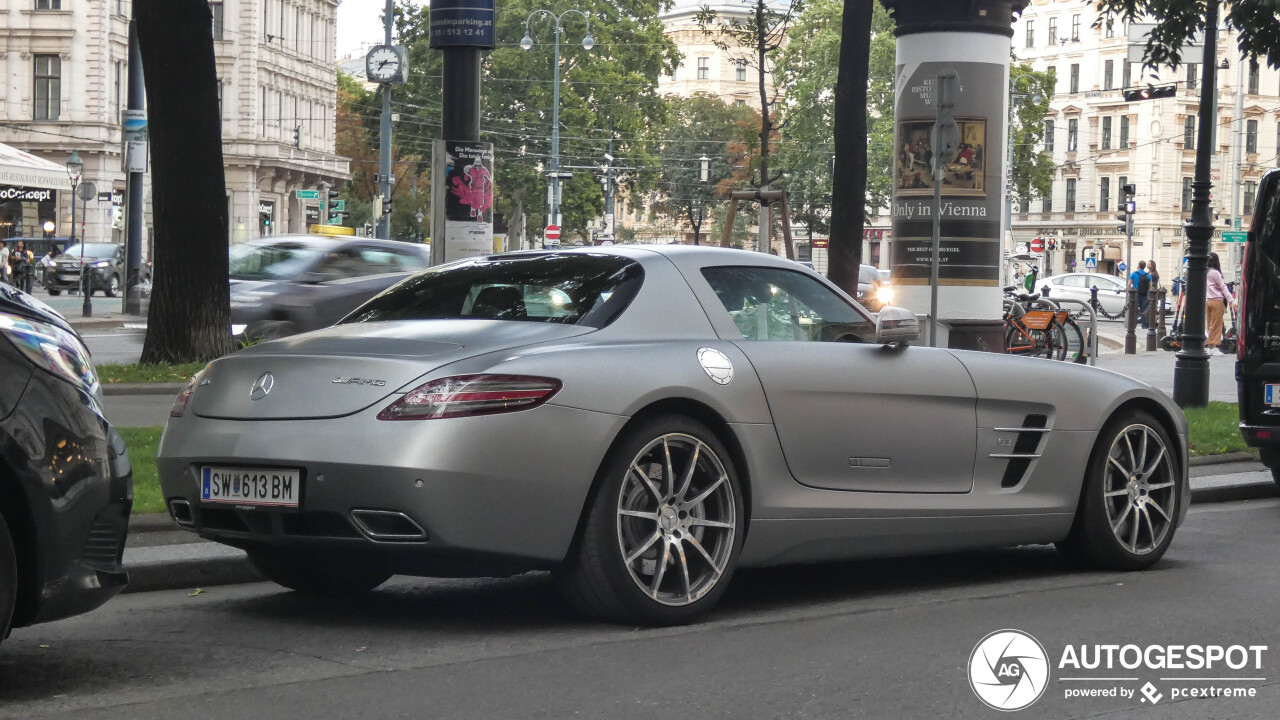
[875, 306, 920, 345]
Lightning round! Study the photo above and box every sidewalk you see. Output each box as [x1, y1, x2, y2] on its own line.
[1092, 328, 1238, 403]
[120, 455, 1278, 594]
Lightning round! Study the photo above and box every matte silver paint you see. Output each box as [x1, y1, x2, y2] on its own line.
[158, 245, 1189, 576]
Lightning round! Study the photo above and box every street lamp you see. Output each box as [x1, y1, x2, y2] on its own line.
[699, 155, 711, 183]
[65, 150, 96, 317]
[522, 8, 593, 234]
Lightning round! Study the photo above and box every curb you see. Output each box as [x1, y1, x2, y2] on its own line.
[102, 382, 184, 396]
[67, 317, 140, 331]
[128, 513, 177, 533]
[1190, 480, 1278, 505]
[1189, 451, 1259, 467]
[123, 551, 263, 594]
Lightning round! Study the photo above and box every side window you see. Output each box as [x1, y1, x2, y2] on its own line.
[355, 248, 403, 271]
[1259, 177, 1280, 265]
[315, 249, 376, 280]
[1061, 275, 1088, 288]
[701, 266, 875, 343]
[392, 250, 429, 270]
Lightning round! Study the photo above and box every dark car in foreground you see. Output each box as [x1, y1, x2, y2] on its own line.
[43, 243, 126, 297]
[229, 234, 431, 341]
[1236, 167, 1280, 484]
[0, 284, 132, 647]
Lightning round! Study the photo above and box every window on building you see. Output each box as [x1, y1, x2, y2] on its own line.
[1025, 21, 1035, 48]
[1042, 185, 1053, 213]
[1104, 59, 1114, 90]
[33, 55, 60, 121]
[697, 57, 709, 80]
[734, 99, 746, 107]
[1245, 180, 1258, 216]
[1071, 15, 1081, 41]
[1067, 118, 1078, 152]
[736, 59, 747, 82]
[1102, 116, 1112, 149]
[1045, 119, 1055, 153]
[1069, 64, 1080, 93]
[264, 1, 271, 40]
[1182, 177, 1193, 212]
[1066, 178, 1077, 212]
[1184, 116, 1196, 149]
[1046, 65, 1057, 93]
[1048, 17, 1057, 45]
[1122, 60, 1132, 89]
[1105, 20, 1115, 38]
[1120, 115, 1130, 148]
[1019, 197, 1030, 213]
[210, 1, 224, 40]
[113, 60, 123, 122]
[1119, 175, 1128, 198]
[1247, 119, 1258, 154]
[117, 0, 124, 16]
[1248, 60, 1260, 94]
[1186, 63, 1198, 90]
[35, 0, 61, 10]
[1100, 177, 1111, 212]
[217, 79, 223, 120]
[296, 8, 302, 52]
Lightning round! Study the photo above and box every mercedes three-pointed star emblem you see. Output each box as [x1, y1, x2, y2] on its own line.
[249, 372, 274, 401]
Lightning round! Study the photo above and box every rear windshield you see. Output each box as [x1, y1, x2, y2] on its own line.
[342, 253, 644, 328]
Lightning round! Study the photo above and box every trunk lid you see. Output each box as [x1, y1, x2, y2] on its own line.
[190, 319, 593, 420]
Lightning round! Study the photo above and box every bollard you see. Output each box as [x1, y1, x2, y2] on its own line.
[1146, 284, 1158, 351]
[1125, 286, 1137, 354]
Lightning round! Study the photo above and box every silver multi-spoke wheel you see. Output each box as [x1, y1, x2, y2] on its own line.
[1102, 424, 1175, 555]
[616, 433, 736, 607]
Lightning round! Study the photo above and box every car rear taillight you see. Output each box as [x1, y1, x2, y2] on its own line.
[377, 374, 562, 421]
[169, 367, 208, 418]
[1238, 246, 1249, 360]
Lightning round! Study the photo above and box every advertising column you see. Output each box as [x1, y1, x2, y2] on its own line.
[883, 0, 1027, 351]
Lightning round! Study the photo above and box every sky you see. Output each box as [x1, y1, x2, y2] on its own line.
[335, 0, 425, 59]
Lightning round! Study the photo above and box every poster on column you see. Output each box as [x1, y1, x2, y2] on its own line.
[890, 60, 1003, 287]
[430, 139, 495, 265]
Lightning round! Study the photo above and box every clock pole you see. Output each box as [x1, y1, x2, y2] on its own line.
[377, 0, 394, 240]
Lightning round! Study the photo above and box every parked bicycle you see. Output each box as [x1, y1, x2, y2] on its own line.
[1003, 286, 1090, 363]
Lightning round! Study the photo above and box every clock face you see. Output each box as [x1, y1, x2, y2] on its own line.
[366, 46, 401, 82]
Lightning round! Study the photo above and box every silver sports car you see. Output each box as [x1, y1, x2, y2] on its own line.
[158, 246, 1188, 625]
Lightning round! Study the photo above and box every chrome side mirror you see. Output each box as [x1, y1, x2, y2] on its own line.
[875, 306, 920, 345]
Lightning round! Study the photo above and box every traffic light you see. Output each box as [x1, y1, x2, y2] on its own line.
[327, 188, 340, 202]
[1123, 84, 1177, 102]
[293, 125, 301, 148]
[1117, 213, 1129, 234]
[364, 222, 374, 236]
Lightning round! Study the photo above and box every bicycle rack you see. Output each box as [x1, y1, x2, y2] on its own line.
[1004, 295, 1099, 366]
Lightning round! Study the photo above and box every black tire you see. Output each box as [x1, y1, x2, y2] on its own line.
[1, 512, 17, 647]
[556, 414, 745, 625]
[1061, 318, 1087, 363]
[1058, 410, 1181, 570]
[104, 275, 120, 298]
[1005, 324, 1059, 359]
[247, 548, 390, 596]
[46, 288, 61, 296]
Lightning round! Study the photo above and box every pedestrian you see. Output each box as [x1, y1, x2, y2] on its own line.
[12, 240, 34, 293]
[1147, 261, 1160, 287]
[1129, 260, 1150, 328]
[1206, 252, 1235, 351]
[0, 243, 9, 286]
[1024, 266, 1038, 293]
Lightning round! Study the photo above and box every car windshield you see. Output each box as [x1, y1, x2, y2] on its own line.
[342, 253, 644, 328]
[228, 242, 326, 280]
[62, 243, 117, 259]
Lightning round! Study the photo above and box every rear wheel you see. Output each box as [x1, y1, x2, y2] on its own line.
[247, 548, 390, 596]
[104, 274, 120, 298]
[46, 288, 61, 296]
[1, 512, 17, 647]
[1058, 410, 1181, 570]
[556, 415, 744, 625]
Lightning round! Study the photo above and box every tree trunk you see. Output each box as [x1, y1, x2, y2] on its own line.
[136, 0, 232, 364]
[828, 0, 874, 295]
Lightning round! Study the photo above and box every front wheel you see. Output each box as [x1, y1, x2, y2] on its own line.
[104, 275, 120, 298]
[247, 548, 391, 596]
[556, 415, 744, 625]
[1057, 410, 1181, 570]
[46, 288, 62, 296]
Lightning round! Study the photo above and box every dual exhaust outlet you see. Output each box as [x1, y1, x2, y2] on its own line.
[167, 500, 427, 541]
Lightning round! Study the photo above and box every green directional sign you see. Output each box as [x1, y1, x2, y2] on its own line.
[1222, 231, 1248, 243]
[331, 199, 345, 212]
[296, 189, 320, 200]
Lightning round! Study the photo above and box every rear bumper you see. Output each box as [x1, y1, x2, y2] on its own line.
[157, 403, 628, 572]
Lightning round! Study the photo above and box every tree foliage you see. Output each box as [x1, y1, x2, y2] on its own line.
[1092, 0, 1280, 69]
[1009, 64, 1056, 210]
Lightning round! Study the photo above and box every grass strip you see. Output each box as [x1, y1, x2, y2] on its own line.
[97, 362, 205, 385]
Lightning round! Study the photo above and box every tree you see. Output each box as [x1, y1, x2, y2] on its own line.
[1093, 0, 1280, 70]
[1008, 64, 1056, 212]
[697, 1, 802, 192]
[827, 0, 875, 294]
[776, 0, 895, 247]
[135, 0, 231, 363]
[655, 95, 755, 245]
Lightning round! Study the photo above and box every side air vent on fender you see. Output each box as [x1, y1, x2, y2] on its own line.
[992, 414, 1049, 488]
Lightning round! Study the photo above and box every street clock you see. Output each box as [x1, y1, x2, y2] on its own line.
[366, 44, 409, 85]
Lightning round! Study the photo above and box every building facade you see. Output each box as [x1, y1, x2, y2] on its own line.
[0, 0, 349, 250]
[1011, 0, 1279, 283]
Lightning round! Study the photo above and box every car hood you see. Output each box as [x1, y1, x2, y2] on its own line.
[189, 319, 596, 420]
[0, 283, 73, 333]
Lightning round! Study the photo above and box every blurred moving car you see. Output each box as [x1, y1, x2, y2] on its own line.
[856, 264, 894, 312]
[1041, 272, 1128, 315]
[44, 243, 126, 297]
[1, 284, 131, 647]
[229, 234, 431, 341]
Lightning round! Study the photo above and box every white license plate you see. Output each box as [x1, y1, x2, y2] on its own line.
[1266, 385, 1280, 407]
[200, 467, 300, 508]
[58, 274, 78, 281]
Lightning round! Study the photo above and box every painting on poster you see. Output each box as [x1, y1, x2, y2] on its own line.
[431, 139, 495, 264]
[895, 117, 987, 196]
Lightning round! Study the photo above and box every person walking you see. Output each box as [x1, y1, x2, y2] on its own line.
[0, 243, 9, 286]
[1206, 252, 1235, 352]
[1129, 260, 1151, 328]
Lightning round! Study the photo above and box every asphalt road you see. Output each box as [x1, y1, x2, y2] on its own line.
[3, 497, 1278, 719]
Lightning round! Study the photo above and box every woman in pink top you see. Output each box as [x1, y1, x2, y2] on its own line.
[1206, 252, 1234, 350]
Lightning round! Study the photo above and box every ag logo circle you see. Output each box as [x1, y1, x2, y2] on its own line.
[968, 629, 1050, 711]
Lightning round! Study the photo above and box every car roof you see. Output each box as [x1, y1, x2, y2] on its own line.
[245, 234, 428, 253]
